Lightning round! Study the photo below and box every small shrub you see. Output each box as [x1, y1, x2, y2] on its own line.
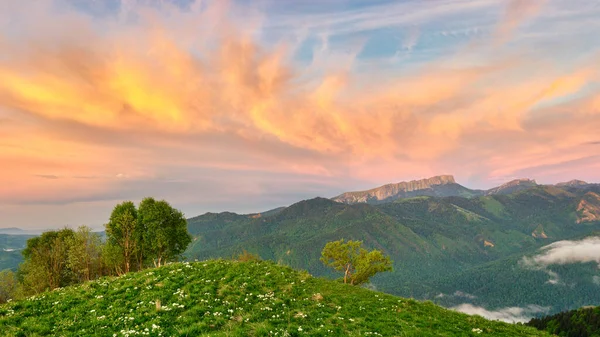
[236, 250, 261, 262]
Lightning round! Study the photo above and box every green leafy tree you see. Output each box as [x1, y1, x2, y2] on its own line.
[133, 200, 149, 270]
[20, 228, 76, 293]
[67, 226, 103, 282]
[138, 197, 192, 267]
[320, 239, 392, 285]
[102, 242, 125, 276]
[0, 270, 21, 303]
[105, 201, 138, 273]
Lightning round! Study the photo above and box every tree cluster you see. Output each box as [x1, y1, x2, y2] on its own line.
[104, 198, 191, 274]
[0, 197, 191, 303]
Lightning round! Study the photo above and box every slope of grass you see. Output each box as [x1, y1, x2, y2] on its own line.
[0, 260, 549, 337]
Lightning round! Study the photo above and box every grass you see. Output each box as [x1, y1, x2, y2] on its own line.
[0, 260, 550, 337]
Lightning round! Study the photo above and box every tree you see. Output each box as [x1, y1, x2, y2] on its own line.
[138, 197, 192, 267]
[133, 199, 149, 270]
[0, 270, 20, 303]
[105, 201, 138, 273]
[104, 198, 192, 272]
[20, 228, 76, 293]
[101, 242, 125, 276]
[320, 239, 392, 285]
[67, 226, 103, 282]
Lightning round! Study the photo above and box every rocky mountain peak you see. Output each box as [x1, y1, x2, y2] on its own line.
[332, 175, 461, 204]
[502, 178, 537, 187]
[556, 179, 589, 187]
[485, 178, 538, 195]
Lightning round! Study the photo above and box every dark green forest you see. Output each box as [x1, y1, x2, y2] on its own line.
[527, 306, 600, 336]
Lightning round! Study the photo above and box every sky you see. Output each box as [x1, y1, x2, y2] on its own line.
[1, 0, 600, 229]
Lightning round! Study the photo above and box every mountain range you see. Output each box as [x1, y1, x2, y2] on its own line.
[2, 175, 600, 319]
[185, 176, 600, 317]
[332, 175, 596, 204]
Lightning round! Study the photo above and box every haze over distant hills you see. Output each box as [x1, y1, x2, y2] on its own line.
[332, 175, 597, 204]
[0, 228, 44, 235]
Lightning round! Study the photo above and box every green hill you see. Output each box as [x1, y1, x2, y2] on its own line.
[185, 186, 600, 314]
[0, 259, 549, 336]
[186, 198, 450, 292]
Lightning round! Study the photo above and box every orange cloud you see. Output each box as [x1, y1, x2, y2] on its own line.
[0, 0, 599, 210]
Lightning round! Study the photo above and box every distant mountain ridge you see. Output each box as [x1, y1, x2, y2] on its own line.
[0, 228, 52, 235]
[556, 179, 589, 187]
[332, 175, 597, 205]
[332, 175, 481, 204]
[484, 178, 538, 196]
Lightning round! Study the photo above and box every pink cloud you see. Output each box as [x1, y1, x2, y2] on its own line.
[0, 0, 599, 227]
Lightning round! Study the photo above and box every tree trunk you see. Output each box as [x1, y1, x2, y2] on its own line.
[344, 263, 351, 284]
[85, 243, 91, 281]
[138, 252, 144, 271]
[124, 237, 130, 273]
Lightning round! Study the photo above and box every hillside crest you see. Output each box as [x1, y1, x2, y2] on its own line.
[0, 259, 550, 336]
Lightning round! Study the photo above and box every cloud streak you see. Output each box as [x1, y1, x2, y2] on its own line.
[521, 236, 600, 284]
[452, 304, 550, 323]
[494, 0, 547, 44]
[523, 237, 600, 267]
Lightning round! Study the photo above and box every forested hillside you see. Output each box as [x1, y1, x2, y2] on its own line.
[185, 185, 600, 315]
[527, 306, 600, 336]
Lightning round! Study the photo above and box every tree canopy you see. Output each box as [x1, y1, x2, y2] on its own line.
[138, 197, 191, 267]
[320, 239, 392, 285]
[105, 198, 191, 272]
[105, 201, 138, 273]
[20, 228, 76, 292]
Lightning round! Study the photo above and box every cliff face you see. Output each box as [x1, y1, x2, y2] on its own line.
[332, 175, 463, 204]
[576, 192, 600, 224]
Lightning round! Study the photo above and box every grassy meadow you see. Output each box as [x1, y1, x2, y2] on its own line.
[0, 259, 550, 336]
